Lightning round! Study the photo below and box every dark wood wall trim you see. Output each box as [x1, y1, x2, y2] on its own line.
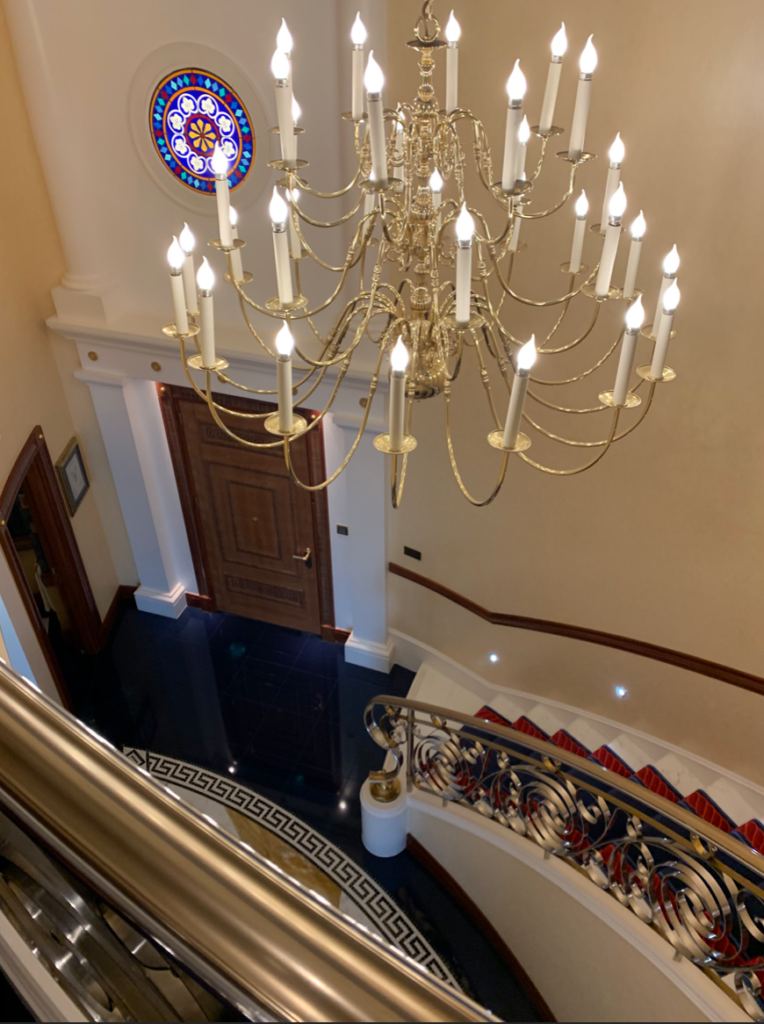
[101, 585, 137, 644]
[406, 835, 556, 1022]
[390, 562, 764, 698]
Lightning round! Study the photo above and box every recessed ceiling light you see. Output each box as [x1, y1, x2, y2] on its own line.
[489, 653, 499, 663]
[339, 800, 348, 811]
[615, 686, 627, 699]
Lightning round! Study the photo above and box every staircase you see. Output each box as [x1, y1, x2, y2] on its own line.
[409, 662, 764, 857]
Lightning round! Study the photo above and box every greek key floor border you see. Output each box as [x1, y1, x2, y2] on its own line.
[123, 748, 459, 990]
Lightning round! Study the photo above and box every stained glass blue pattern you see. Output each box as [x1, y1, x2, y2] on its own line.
[149, 68, 255, 194]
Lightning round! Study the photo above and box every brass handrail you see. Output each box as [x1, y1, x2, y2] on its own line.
[0, 660, 489, 1022]
[365, 695, 764, 1020]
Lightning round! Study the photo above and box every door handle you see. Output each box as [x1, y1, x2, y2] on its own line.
[293, 547, 312, 568]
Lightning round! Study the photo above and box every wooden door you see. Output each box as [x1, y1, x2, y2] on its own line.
[161, 387, 333, 635]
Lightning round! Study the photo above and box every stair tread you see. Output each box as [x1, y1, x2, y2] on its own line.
[550, 729, 589, 758]
[634, 765, 682, 803]
[679, 790, 736, 833]
[591, 745, 633, 778]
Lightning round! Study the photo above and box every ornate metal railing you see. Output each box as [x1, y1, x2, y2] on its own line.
[0, 659, 490, 1022]
[365, 696, 764, 1021]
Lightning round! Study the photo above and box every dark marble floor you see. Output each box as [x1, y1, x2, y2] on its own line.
[64, 604, 541, 1022]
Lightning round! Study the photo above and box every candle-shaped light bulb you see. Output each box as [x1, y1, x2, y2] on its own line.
[429, 168, 444, 196]
[211, 141, 228, 177]
[551, 23, 567, 58]
[351, 12, 367, 45]
[569, 35, 596, 160]
[631, 210, 646, 239]
[506, 59, 527, 102]
[388, 337, 409, 451]
[275, 323, 294, 434]
[569, 190, 588, 273]
[502, 336, 536, 449]
[276, 18, 293, 55]
[609, 132, 625, 166]
[270, 188, 293, 306]
[275, 322, 294, 356]
[197, 257, 214, 292]
[178, 223, 198, 316]
[271, 48, 290, 81]
[626, 294, 645, 333]
[269, 187, 289, 227]
[167, 237, 188, 335]
[292, 98, 301, 125]
[579, 34, 598, 74]
[650, 280, 680, 379]
[595, 184, 626, 297]
[622, 211, 646, 299]
[455, 203, 474, 242]
[197, 258, 215, 368]
[364, 51, 385, 94]
[608, 182, 627, 222]
[167, 236, 184, 271]
[540, 23, 567, 132]
[211, 143, 233, 247]
[390, 337, 410, 372]
[612, 296, 645, 405]
[229, 206, 239, 229]
[664, 245, 680, 276]
[518, 116, 531, 145]
[653, 245, 680, 335]
[445, 11, 461, 42]
[516, 115, 531, 182]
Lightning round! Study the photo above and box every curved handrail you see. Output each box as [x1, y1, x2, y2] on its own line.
[389, 562, 764, 698]
[0, 660, 489, 1022]
[365, 695, 764, 1021]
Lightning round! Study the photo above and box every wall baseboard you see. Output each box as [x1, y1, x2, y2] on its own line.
[321, 625, 351, 645]
[134, 582, 187, 619]
[344, 633, 395, 673]
[406, 834, 556, 1021]
[101, 585, 137, 643]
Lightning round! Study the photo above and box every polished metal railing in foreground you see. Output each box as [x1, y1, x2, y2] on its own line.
[0, 660, 491, 1023]
[365, 696, 764, 1022]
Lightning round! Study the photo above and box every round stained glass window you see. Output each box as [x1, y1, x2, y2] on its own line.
[149, 68, 255, 194]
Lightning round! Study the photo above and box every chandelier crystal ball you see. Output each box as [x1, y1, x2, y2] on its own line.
[162, 0, 683, 508]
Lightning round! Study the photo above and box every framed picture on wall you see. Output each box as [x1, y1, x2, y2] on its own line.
[55, 438, 90, 516]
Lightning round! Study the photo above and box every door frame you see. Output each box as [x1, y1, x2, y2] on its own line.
[0, 428, 105, 708]
[158, 384, 338, 635]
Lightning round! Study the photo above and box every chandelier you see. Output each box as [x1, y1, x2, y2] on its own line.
[162, 1, 682, 507]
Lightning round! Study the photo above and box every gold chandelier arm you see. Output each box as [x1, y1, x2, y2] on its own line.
[295, 211, 372, 273]
[538, 298, 600, 353]
[293, 143, 364, 198]
[444, 386, 509, 506]
[517, 408, 621, 474]
[516, 174, 576, 220]
[527, 135, 550, 183]
[524, 380, 646, 415]
[530, 329, 622, 386]
[292, 190, 365, 228]
[524, 387, 654, 446]
[472, 329, 504, 430]
[494, 258, 598, 307]
[234, 250, 362, 320]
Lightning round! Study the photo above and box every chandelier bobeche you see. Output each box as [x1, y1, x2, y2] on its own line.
[163, 1, 682, 507]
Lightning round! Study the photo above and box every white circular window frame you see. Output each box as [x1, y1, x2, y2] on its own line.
[129, 43, 270, 215]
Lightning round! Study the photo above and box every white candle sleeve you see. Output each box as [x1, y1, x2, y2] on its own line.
[455, 242, 472, 324]
[199, 291, 216, 368]
[652, 275, 671, 336]
[539, 59, 562, 133]
[622, 237, 643, 299]
[568, 76, 592, 160]
[509, 205, 522, 252]
[389, 370, 406, 450]
[446, 45, 459, 114]
[275, 81, 296, 163]
[215, 177, 233, 247]
[363, 190, 376, 220]
[182, 254, 198, 315]
[170, 271, 189, 335]
[613, 329, 638, 405]
[352, 47, 364, 120]
[272, 227, 294, 305]
[600, 165, 621, 235]
[229, 226, 244, 283]
[595, 221, 621, 297]
[287, 204, 301, 259]
[570, 217, 587, 273]
[367, 94, 387, 184]
[502, 371, 530, 448]
[502, 104, 522, 191]
[650, 309, 675, 379]
[277, 355, 294, 433]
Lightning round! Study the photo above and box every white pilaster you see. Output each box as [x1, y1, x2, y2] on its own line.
[334, 414, 393, 673]
[74, 369, 196, 618]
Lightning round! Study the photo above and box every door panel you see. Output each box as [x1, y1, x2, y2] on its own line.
[175, 396, 324, 634]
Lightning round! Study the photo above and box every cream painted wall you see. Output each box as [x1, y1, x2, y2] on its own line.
[0, 3, 121, 693]
[385, 3, 764, 731]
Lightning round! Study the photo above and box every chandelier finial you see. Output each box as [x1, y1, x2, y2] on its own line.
[414, 0, 440, 43]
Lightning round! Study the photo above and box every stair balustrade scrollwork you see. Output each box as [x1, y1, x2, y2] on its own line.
[365, 696, 764, 1021]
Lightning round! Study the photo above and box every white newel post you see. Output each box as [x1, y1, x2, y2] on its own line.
[335, 416, 393, 673]
[74, 370, 197, 618]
